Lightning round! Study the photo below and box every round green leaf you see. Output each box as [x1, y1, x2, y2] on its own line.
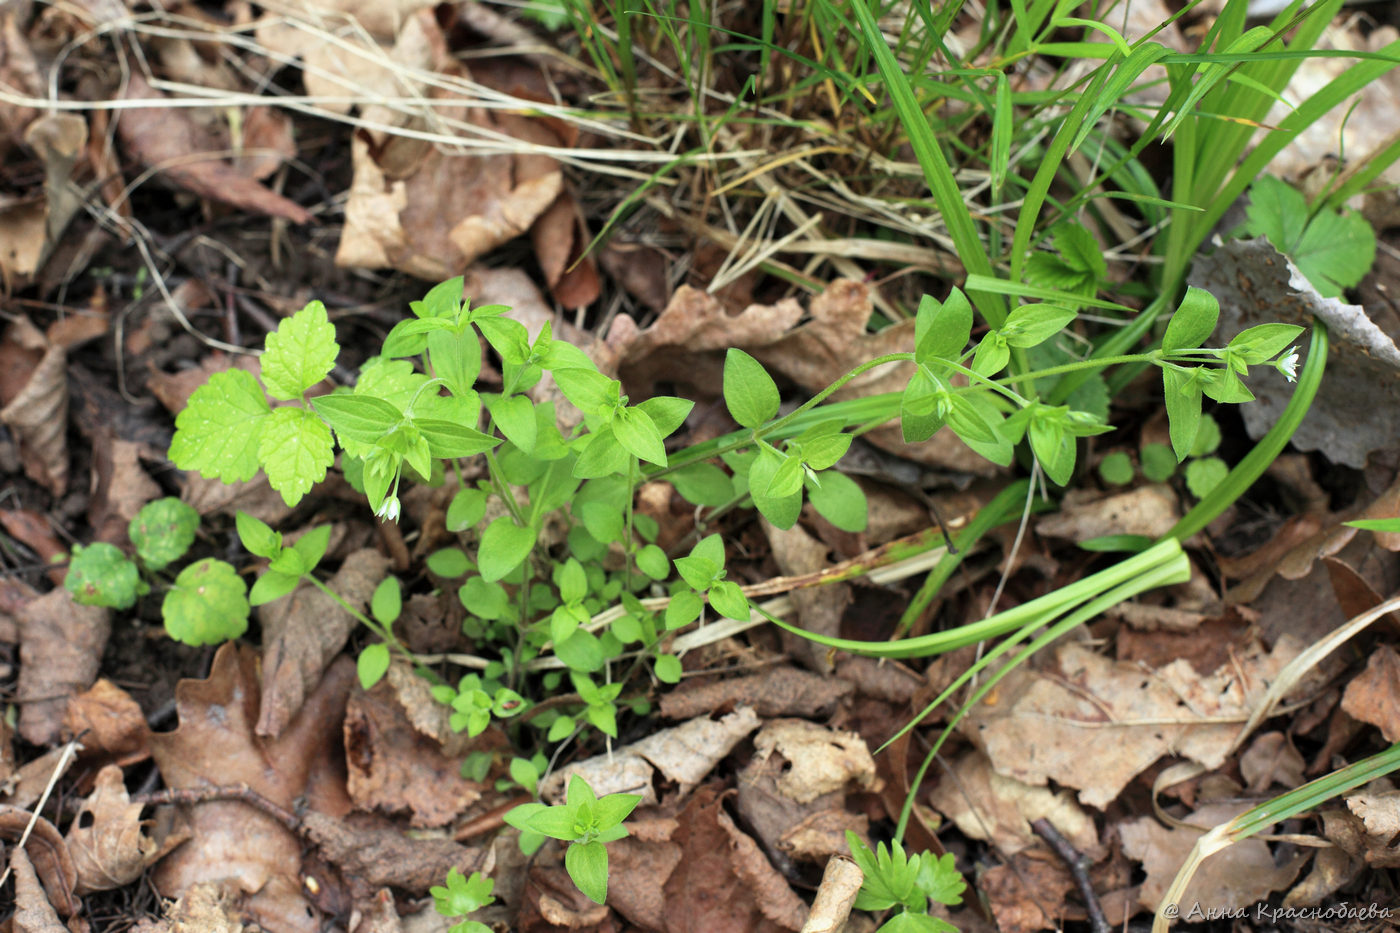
[654, 653, 682, 684]
[1185, 456, 1229, 499]
[428, 547, 471, 579]
[129, 498, 200, 570]
[162, 558, 249, 646]
[807, 471, 868, 533]
[66, 543, 145, 610]
[478, 517, 538, 583]
[446, 487, 488, 532]
[635, 544, 669, 581]
[1140, 443, 1177, 483]
[1097, 451, 1134, 486]
[707, 580, 750, 621]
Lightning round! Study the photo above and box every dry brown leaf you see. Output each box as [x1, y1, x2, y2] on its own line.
[519, 860, 613, 932]
[10, 847, 68, 933]
[1319, 804, 1400, 869]
[0, 745, 75, 810]
[833, 656, 923, 705]
[87, 430, 162, 544]
[979, 854, 1075, 933]
[776, 808, 867, 863]
[928, 750, 1099, 858]
[0, 319, 70, 495]
[736, 728, 854, 870]
[0, 509, 68, 585]
[0, 804, 80, 917]
[0, 10, 42, 159]
[1341, 645, 1400, 743]
[1120, 802, 1306, 913]
[659, 667, 853, 721]
[606, 830, 684, 931]
[542, 706, 760, 805]
[258, 548, 389, 737]
[1035, 485, 1179, 542]
[530, 189, 600, 309]
[298, 810, 486, 894]
[17, 587, 110, 745]
[1345, 789, 1400, 838]
[344, 679, 483, 827]
[763, 519, 851, 675]
[62, 678, 150, 766]
[149, 645, 355, 933]
[965, 637, 1303, 809]
[182, 473, 295, 525]
[716, 805, 809, 931]
[752, 719, 878, 805]
[1238, 731, 1306, 794]
[66, 764, 183, 893]
[116, 74, 310, 224]
[1282, 843, 1359, 909]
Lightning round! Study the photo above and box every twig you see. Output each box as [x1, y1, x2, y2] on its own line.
[1031, 817, 1110, 933]
[133, 783, 301, 833]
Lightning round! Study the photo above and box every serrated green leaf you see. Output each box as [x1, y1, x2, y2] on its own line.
[1293, 206, 1376, 297]
[162, 558, 249, 646]
[358, 643, 391, 689]
[66, 543, 145, 610]
[169, 369, 271, 483]
[258, 406, 334, 507]
[261, 301, 338, 400]
[129, 498, 199, 570]
[724, 349, 780, 428]
[478, 517, 537, 583]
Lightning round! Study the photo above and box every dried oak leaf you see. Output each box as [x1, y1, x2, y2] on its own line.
[66, 764, 185, 893]
[0, 804, 80, 916]
[659, 667, 852, 721]
[344, 677, 482, 827]
[258, 548, 390, 738]
[149, 644, 356, 933]
[0, 318, 70, 495]
[115, 74, 310, 224]
[62, 678, 150, 766]
[751, 719, 878, 805]
[17, 587, 110, 745]
[928, 750, 1100, 858]
[965, 637, 1302, 809]
[1120, 802, 1306, 912]
[1340, 645, 1400, 743]
[541, 706, 760, 806]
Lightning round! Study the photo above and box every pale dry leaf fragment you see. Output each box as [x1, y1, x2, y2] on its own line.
[1190, 237, 1400, 469]
[0, 9, 42, 158]
[0, 319, 70, 495]
[1119, 802, 1306, 912]
[541, 706, 760, 805]
[343, 680, 482, 827]
[716, 804, 809, 931]
[660, 665, 853, 720]
[10, 847, 68, 933]
[1036, 485, 1179, 542]
[0, 803, 80, 916]
[753, 719, 878, 805]
[802, 855, 864, 933]
[17, 587, 110, 745]
[1319, 805, 1400, 869]
[65, 764, 164, 893]
[1340, 645, 1400, 743]
[116, 74, 310, 224]
[777, 808, 869, 862]
[62, 678, 150, 766]
[928, 750, 1100, 857]
[1345, 790, 1400, 838]
[1238, 731, 1306, 793]
[258, 548, 389, 737]
[965, 638, 1302, 809]
[298, 810, 486, 894]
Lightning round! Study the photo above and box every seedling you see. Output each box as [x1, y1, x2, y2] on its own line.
[846, 831, 966, 933]
[430, 868, 496, 933]
[504, 774, 640, 904]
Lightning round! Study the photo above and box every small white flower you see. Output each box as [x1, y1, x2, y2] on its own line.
[376, 495, 401, 523]
[1276, 347, 1299, 383]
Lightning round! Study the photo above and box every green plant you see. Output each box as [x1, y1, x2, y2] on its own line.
[1239, 174, 1377, 298]
[430, 868, 496, 933]
[845, 831, 967, 933]
[504, 775, 640, 904]
[65, 497, 251, 646]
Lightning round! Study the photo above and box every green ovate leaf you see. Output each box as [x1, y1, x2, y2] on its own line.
[1140, 443, 1177, 483]
[357, 643, 391, 689]
[258, 406, 335, 507]
[312, 393, 402, 446]
[612, 406, 667, 465]
[428, 548, 471, 578]
[565, 841, 610, 905]
[236, 511, 281, 559]
[249, 570, 299, 605]
[1227, 323, 1305, 365]
[66, 543, 145, 610]
[723, 349, 780, 428]
[669, 462, 733, 507]
[654, 653, 682, 684]
[169, 369, 271, 483]
[1185, 456, 1229, 498]
[665, 589, 704, 629]
[1098, 451, 1134, 486]
[914, 289, 972, 364]
[261, 300, 338, 400]
[807, 470, 868, 532]
[446, 488, 488, 531]
[478, 517, 538, 583]
[371, 576, 402, 625]
[635, 544, 669, 580]
[129, 498, 200, 570]
[428, 328, 482, 397]
[708, 580, 750, 621]
[162, 558, 250, 646]
[1162, 366, 1204, 461]
[1161, 287, 1219, 352]
[488, 394, 538, 454]
[1243, 174, 1377, 297]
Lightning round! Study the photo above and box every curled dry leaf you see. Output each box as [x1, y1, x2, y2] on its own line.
[0, 318, 70, 495]
[1345, 789, 1400, 839]
[928, 750, 1099, 858]
[0, 804, 80, 916]
[751, 719, 878, 806]
[1340, 644, 1400, 743]
[1191, 237, 1400, 469]
[1317, 805, 1400, 870]
[659, 666, 852, 721]
[964, 637, 1303, 809]
[518, 861, 611, 931]
[9, 847, 68, 933]
[606, 828, 684, 931]
[542, 706, 760, 805]
[716, 804, 809, 931]
[17, 587, 110, 746]
[258, 548, 390, 738]
[344, 678, 483, 827]
[1120, 802, 1307, 913]
[66, 764, 186, 893]
[116, 74, 310, 224]
[62, 678, 150, 766]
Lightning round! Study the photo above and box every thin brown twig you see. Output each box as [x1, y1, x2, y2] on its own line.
[1030, 817, 1110, 933]
[132, 783, 301, 833]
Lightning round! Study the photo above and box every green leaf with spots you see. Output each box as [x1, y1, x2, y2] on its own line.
[261, 301, 338, 400]
[129, 498, 200, 570]
[162, 558, 250, 646]
[66, 543, 145, 610]
[258, 406, 334, 506]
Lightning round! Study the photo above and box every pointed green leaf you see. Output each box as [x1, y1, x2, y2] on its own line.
[723, 349, 780, 428]
[261, 301, 338, 400]
[1162, 288, 1218, 352]
[357, 643, 391, 690]
[478, 517, 537, 583]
